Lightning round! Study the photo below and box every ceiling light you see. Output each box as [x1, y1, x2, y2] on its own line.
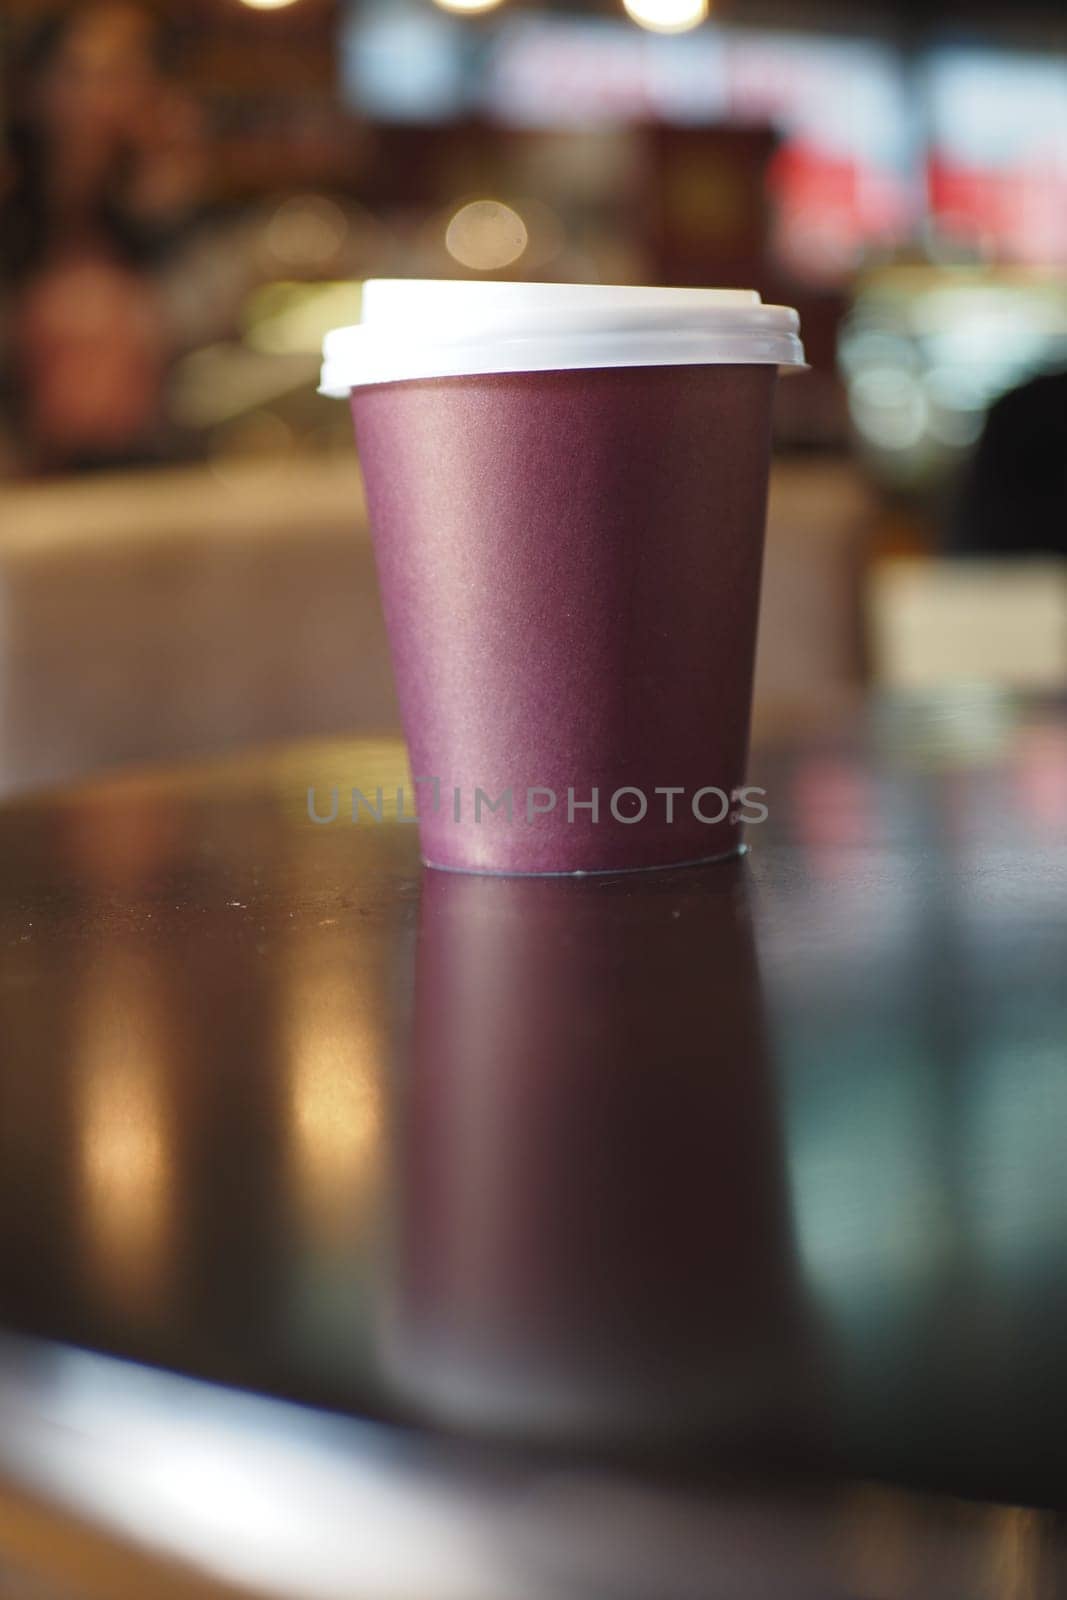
[431, 0, 508, 14]
[622, 0, 709, 34]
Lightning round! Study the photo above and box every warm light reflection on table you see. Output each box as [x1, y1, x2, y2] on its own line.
[283, 933, 384, 1252]
[77, 945, 175, 1323]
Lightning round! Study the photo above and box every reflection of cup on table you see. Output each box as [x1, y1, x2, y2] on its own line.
[322, 281, 804, 876]
[382, 864, 815, 1455]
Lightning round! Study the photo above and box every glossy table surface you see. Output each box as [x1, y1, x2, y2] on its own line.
[1, 691, 1065, 1582]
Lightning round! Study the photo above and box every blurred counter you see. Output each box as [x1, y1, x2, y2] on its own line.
[0, 458, 393, 797]
[0, 455, 876, 796]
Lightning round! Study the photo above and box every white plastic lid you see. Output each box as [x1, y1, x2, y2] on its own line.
[319, 279, 805, 395]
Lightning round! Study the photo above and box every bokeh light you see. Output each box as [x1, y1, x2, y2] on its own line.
[236, 0, 304, 10]
[265, 195, 348, 272]
[445, 200, 528, 271]
[622, 0, 709, 33]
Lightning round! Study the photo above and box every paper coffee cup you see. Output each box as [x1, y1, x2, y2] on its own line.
[322, 282, 804, 876]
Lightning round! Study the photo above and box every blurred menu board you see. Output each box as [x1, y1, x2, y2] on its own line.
[345, 8, 916, 282]
[487, 20, 918, 281]
[343, 6, 1067, 284]
[716, 29, 917, 282]
[924, 48, 1067, 266]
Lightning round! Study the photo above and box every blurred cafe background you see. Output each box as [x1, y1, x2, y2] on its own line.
[0, 0, 1065, 794]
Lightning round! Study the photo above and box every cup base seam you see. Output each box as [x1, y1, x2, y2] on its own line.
[420, 844, 748, 880]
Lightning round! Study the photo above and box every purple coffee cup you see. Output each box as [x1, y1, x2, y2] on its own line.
[321, 282, 804, 875]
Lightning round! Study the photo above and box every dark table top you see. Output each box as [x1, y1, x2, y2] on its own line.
[1, 690, 1066, 1533]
